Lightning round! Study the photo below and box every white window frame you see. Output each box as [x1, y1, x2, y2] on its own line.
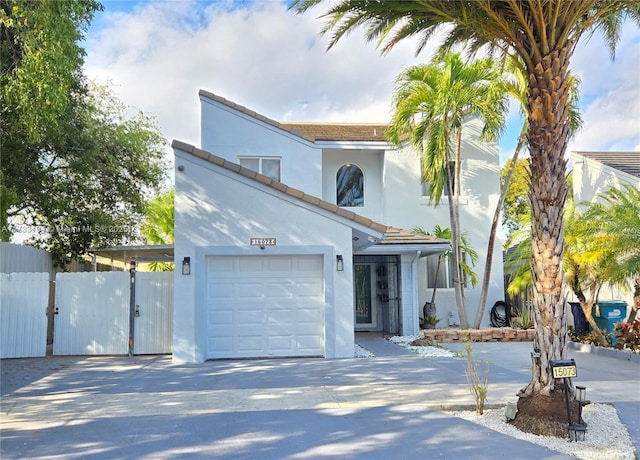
[238, 156, 281, 182]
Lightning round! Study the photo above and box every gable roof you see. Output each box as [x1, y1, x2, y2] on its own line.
[199, 89, 389, 143]
[573, 151, 640, 178]
[172, 139, 446, 248]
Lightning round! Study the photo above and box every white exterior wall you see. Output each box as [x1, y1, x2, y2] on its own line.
[571, 153, 640, 203]
[200, 97, 323, 196]
[174, 150, 358, 363]
[382, 118, 504, 327]
[196, 94, 506, 337]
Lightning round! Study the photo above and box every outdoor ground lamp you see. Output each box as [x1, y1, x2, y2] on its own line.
[182, 256, 191, 275]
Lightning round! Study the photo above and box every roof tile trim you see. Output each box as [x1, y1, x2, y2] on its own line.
[199, 89, 316, 142]
[198, 89, 394, 143]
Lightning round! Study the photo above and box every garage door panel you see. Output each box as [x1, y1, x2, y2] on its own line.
[209, 336, 233, 353]
[238, 283, 264, 298]
[210, 282, 233, 299]
[206, 255, 324, 359]
[238, 336, 264, 352]
[297, 335, 322, 351]
[209, 309, 233, 325]
[239, 309, 263, 325]
[297, 308, 322, 323]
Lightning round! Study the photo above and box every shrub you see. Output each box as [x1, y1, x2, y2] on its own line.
[613, 321, 640, 352]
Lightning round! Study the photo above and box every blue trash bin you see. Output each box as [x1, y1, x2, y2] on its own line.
[593, 300, 628, 344]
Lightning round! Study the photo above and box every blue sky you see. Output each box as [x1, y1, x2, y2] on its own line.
[83, 0, 640, 169]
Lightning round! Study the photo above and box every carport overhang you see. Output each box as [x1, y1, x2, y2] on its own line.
[90, 244, 175, 265]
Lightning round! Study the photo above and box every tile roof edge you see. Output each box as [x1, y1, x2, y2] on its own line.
[198, 89, 315, 142]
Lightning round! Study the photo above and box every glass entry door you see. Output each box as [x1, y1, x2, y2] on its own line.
[354, 263, 377, 329]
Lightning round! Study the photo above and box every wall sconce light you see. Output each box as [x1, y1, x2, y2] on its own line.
[182, 256, 191, 275]
[336, 255, 344, 272]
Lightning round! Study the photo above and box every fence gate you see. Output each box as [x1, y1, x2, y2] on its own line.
[1, 272, 49, 358]
[54, 270, 173, 356]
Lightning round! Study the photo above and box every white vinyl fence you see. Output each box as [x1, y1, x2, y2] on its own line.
[1, 273, 49, 358]
[54, 271, 173, 356]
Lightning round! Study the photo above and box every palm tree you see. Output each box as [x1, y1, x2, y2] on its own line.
[584, 185, 640, 323]
[386, 52, 507, 328]
[414, 225, 478, 312]
[291, 0, 639, 430]
[473, 64, 583, 329]
[140, 189, 174, 271]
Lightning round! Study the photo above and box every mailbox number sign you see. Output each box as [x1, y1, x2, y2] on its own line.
[550, 359, 578, 379]
[552, 365, 577, 378]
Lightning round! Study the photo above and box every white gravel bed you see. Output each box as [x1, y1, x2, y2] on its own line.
[387, 334, 458, 357]
[448, 404, 635, 460]
[354, 343, 375, 358]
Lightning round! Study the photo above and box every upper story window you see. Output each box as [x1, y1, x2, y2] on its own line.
[239, 157, 281, 182]
[337, 164, 364, 207]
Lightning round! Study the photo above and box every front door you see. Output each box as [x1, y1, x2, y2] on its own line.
[354, 263, 377, 330]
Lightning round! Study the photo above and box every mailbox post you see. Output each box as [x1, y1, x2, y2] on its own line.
[549, 359, 586, 441]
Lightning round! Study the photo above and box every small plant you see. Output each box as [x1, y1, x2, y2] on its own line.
[613, 321, 640, 352]
[420, 315, 440, 329]
[510, 304, 534, 329]
[462, 335, 490, 415]
[568, 325, 612, 347]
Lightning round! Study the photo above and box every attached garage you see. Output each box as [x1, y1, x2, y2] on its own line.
[205, 254, 325, 359]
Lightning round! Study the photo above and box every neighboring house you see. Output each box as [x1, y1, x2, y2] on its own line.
[171, 90, 505, 363]
[570, 150, 640, 315]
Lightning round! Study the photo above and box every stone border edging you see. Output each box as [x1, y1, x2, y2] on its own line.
[419, 327, 535, 343]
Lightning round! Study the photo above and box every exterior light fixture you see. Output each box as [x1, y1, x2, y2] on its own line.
[336, 255, 344, 272]
[182, 256, 191, 275]
[568, 424, 586, 442]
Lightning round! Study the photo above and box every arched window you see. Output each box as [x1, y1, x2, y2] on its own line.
[336, 164, 364, 207]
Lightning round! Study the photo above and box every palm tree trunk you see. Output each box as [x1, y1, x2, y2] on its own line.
[472, 135, 526, 328]
[450, 131, 468, 328]
[579, 301, 609, 346]
[520, 47, 573, 397]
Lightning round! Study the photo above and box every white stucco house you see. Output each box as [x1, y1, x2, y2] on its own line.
[570, 150, 640, 313]
[172, 90, 505, 363]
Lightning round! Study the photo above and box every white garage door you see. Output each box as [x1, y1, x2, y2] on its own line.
[206, 255, 325, 359]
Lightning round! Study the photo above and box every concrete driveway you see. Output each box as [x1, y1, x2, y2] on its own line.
[1, 339, 637, 459]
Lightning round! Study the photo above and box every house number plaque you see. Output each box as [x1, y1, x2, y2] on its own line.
[250, 238, 276, 247]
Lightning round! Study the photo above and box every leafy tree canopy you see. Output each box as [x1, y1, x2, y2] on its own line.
[1, 0, 168, 266]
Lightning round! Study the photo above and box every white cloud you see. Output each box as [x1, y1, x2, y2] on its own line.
[568, 21, 640, 153]
[84, 1, 429, 150]
[84, 1, 640, 167]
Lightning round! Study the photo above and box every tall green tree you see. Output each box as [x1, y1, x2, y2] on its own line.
[584, 185, 640, 323]
[386, 52, 507, 328]
[140, 188, 175, 272]
[502, 157, 531, 236]
[292, 0, 640, 430]
[1, 1, 167, 265]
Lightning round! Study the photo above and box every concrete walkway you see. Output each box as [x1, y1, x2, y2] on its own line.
[1, 338, 638, 459]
